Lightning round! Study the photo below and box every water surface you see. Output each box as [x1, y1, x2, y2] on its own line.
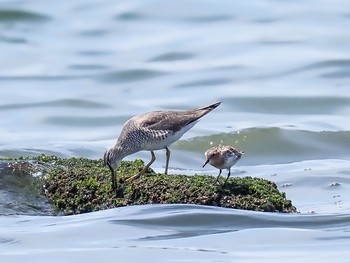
[0, 0, 350, 262]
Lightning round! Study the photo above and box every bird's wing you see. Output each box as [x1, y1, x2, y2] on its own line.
[138, 111, 197, 133]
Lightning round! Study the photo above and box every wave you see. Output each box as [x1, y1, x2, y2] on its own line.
[111, 204, 350, 238]
[175, 127, 350, 165]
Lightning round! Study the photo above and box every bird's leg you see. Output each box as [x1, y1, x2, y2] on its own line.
[107, 162, 117, 191]
[215, 169, 222, 185]
[126, 151, 156, 182]
[222, 168, 231, 187]
[165, 146, 170, 175]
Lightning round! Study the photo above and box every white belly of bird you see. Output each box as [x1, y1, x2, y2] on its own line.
[222, 154, 239, 169]
[143, 121, 197, 151]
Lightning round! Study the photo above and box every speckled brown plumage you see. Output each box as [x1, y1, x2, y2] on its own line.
[203, 145, 244, 186]
[104, 102, 221, 191]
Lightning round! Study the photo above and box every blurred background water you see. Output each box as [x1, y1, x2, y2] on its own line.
[0, 0, 350, 262]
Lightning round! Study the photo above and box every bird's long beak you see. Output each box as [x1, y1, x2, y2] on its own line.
[202, 159, 209, 168]
[107, 162, 117, 191]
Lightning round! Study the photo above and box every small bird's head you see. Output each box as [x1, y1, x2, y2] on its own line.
[202, 147, 220, 168]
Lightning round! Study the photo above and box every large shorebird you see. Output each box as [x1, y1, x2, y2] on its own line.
[104, 102, 221, 191]
[203, 145, 244, 186]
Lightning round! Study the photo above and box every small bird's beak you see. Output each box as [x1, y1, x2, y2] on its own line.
[202, 159, 209, 168]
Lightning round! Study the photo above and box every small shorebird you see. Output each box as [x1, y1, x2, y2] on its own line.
[104, 102, 221, 191]
[202, 145, 244, 186]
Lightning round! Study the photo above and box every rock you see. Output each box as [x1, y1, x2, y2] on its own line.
[2, 155, 297, 215]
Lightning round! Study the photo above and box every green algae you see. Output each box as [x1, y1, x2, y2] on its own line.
[1, 154, 297, 215]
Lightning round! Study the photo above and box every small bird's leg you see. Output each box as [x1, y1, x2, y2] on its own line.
[126, 151, 156, 182]
[215, 169, 222, 185]
[222, 168, 231, 187]
[107, 162, 117, 191]
[165, 146, 170, 175]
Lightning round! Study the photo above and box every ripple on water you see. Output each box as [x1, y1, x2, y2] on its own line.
[97, 69, 166, 83]
[0, 9, 50, 23]
[43, 116, 121, 127]
[176, 78, 232, 88]
[286, 59, 350, 79]
[222, 96, 350, 114]
[148, 52, 195, 62]
[0, 99, 111, 111]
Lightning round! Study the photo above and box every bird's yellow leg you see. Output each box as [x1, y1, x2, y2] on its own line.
[126, 151, 156, 182]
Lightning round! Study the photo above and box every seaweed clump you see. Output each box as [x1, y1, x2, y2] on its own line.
[2, 155, 297, 215]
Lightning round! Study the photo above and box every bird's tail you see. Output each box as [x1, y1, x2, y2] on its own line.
[197, 101, 221, 112]
[186, 101, 221, 125]
[194, 101, 221, 119]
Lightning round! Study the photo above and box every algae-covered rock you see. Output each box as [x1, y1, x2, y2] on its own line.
[2, 155, 297, 215]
